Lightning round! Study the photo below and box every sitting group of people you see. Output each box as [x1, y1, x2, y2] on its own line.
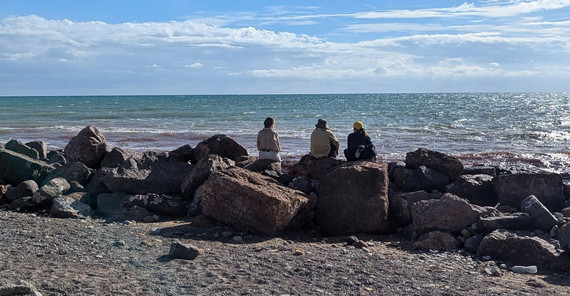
[257, 117, 376, 162]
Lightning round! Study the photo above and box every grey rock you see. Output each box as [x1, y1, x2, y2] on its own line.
[445, 174, 496, 206]
[6, 180, 38, 202]
[50, 196, 93, 218]
[5, 139, 40, 159]
[169, 242, 203, 260]
[475, 213, 532, 233]
[521, 195, 558, 232]
[180, 154, 234, 200]
[0, 148, 54, 185]
[25, 141, 48, 159]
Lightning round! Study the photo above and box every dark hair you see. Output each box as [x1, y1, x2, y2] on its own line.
[264, 117, 275, 128]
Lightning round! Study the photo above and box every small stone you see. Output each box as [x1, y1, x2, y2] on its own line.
[511, 265, 538, 274]
[499, 264, 508, 270]
[363, 287, 373, 292]
[112, 240, 126, 247]
[490, 266, 502, 276]
[482, 255, 492, 261]
[169, 242, 204, 260]
[353, 240, 369, 248]
[221, 231, 233, 238]
[346, 236, 359, 245]
[140, 240, 153, 247]
[294, 248, 304, 256]
[232, 236, 243, 242]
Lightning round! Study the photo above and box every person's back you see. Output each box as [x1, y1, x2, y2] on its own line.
[310, 119, 339, 158]
[257, 117, 281, 161]
[344, 121, 376, 161]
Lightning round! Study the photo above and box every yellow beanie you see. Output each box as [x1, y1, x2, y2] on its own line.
[353, 121, 364, 130]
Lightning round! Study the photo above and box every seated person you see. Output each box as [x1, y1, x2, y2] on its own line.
[344, 121, 376, 161]
[310, 119, 339, 158]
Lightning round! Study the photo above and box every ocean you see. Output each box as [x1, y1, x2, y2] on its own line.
[1, 93, 569, 173]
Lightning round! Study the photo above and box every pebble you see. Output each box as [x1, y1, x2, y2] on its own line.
[482, 255, 492, 261]
[511, 265, 538, 274]
[353, 240, 368, 249]
[499, 264, 508, 270]
[232, 236, 243, 242]
[221, 231, 233, 238]
[294, 248, 304, 256]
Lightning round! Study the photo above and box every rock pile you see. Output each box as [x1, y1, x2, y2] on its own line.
[1, 126, 570, 270]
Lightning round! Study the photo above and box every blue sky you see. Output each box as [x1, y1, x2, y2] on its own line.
[1, 0, 569, 95]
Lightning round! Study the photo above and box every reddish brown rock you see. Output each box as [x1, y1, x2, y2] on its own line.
[445, 174, 496, 206]
[412, 193, 486, 235]
[477, 229, 560, 266]
[413, 231, 461, 250]
[316, 162, 389, 235]
[201, 166, 309, 235]
[493, 173, 565, 212]
[64, 125, 108, 169]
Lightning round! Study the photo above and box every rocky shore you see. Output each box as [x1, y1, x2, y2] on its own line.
[1, 125, 570, 295]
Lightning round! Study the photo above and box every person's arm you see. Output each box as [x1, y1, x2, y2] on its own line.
[275, 132, 281, 152]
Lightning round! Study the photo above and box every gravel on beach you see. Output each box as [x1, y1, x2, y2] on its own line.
[1, 210, 570, 296]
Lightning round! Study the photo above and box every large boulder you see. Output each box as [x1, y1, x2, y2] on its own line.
[201, 166, 309, 235]
[180, 155, 235, 200]
[5, 139, 39, 159]
[412, 193, 486, 235]
[64, 125, 108, 168]
[316, 162, 389, 235]
[493, 173, 565, 212]
[0, 148, 54, 185]
[191, 135, 248, 164]
[50, 196, 93, 218]
[102, 151, 193, 195]
[405, 148, 463, 180]
[389, 190, 438, 228]
[390, 166, 449, 192]
[475, 213, 532, 233]
[42, 161, 93, 187]
[477, 229, 560, 266]
[101, 147, 135, 168]
[32, 177, 71, 205]
[445, 174, 496, 206]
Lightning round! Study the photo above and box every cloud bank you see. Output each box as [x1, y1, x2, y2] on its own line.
[0, 1, 569, 95]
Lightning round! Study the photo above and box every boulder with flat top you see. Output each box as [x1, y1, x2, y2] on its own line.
[0, 148, 54, 185]
[316, 162, 389, 235]
[180, 155, 235, 200]
[493, 173, 565, 212]
[405, 148, 463, 180]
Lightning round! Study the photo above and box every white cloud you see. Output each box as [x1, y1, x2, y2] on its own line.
[355, 0, 570, 19]
[185, 63, 204, 68]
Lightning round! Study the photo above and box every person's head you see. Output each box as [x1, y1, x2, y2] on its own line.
[353, 121, 364, 131]
[264, 117, 275, 128]
[316, 118, 328, 129]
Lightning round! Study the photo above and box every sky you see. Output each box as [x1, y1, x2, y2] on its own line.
[1, 0, 570, 95]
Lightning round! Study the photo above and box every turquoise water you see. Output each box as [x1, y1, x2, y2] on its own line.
[1, 93, 569, 172]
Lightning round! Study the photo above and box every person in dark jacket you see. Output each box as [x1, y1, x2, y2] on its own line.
[344, 121, 376, 161]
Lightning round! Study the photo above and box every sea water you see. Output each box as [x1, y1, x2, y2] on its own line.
[0, 93, 569, 173]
